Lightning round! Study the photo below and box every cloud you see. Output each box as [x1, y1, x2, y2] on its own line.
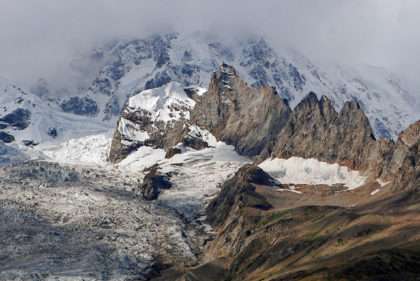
[0, 0, 419, 92]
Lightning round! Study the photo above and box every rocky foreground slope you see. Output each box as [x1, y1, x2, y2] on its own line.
[172, 121, 419, 281]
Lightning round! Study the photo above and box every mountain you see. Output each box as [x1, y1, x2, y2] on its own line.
[191, 63, 291, 156]
[0, 29, 419, 281]
[60, 31, 419, 139]
[0, 76, 111, 148]
[108, 81, 204, 162]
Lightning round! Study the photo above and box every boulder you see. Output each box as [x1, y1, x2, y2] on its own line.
[0, 108, 31, 130]
[140, 168, 172, 201]
[0, 132, 15, 143]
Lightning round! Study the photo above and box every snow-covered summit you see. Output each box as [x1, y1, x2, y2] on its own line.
[108, 82, 204, 162]
[126, 82, 196, 124]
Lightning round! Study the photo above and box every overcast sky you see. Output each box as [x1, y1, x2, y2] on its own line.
[1, 0, 419, 91]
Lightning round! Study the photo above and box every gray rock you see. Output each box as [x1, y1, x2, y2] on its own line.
[47, 127, 58, 138]
[140, 168, 172, 201]
[191, 63, 291, 156]
[0, 108, 31, 130]
[60, 96, 98, 116]
[0, 132, 15, 143]
[271, 93, 376, 169]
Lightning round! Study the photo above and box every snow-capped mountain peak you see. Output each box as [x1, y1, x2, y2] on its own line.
[65, 32, 418, 139]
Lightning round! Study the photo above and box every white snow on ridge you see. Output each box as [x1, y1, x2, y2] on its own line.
[127, 82, 196, 123]
[187, 125, 218, 147]
[118, 117, 150, 142]
[259, 157, 367, 190]
[118, 146, 166, 172]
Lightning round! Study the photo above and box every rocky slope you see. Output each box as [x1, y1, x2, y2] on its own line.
[0, 76, 111, 148]
[175, 122, 419, 280]
[134, 66, 417, 280]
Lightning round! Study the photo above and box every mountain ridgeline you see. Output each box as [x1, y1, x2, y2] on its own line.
[111, 63, 418, 188]
[110, 63, 419, 280]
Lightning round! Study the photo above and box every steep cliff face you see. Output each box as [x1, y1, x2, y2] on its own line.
[385, 121, 420, 190]
[192, 64, 291, 156]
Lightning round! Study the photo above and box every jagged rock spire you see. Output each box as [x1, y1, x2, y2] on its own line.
[272, 92, 376, 169]
[192, 63, 291, 156]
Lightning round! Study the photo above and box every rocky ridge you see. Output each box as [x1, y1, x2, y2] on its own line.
[62, 32, 419, 139]
[175, 120, 419, 281]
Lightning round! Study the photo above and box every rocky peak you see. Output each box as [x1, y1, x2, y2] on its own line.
[272, 92, 376, 169]
[192, 64, 291, 156]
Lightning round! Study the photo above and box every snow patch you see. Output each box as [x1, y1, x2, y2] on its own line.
[41, 133, 112, 167]
[127, 82, 195, 123]
[187, 125, 218, 147]
[370, 189, 380, 196]
[118, 146, 166, 172]
[157, 141, 249, 219]
[259, 157, 367, 190]
[376, 178, 391, 187]
[118, 117, 150, 142]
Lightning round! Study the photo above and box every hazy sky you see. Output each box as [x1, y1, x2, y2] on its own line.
[1, 0, 419, 91]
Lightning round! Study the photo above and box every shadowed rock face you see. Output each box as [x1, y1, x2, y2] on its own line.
[0, 108, 31, 130]
[140, 167, 172, 201]
[192, 63, 291, 156]
[207, 164, 274, 227]
[60, 96, 99, 116]
[271, 93, 376, 169]
[0, 131, 15, 143]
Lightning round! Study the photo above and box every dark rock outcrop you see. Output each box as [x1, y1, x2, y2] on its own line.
[140, 168, 172, 201]
[0, 132, 15, 143]
[60, 96, 99, 116]
[165, 147, 182, 159]
[108, 107, 165, 163]
[0, 108, 31, 130]
[207, 164, 274, 227]
[384, 121, 420, 191]
[47, 127, 58, 138]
